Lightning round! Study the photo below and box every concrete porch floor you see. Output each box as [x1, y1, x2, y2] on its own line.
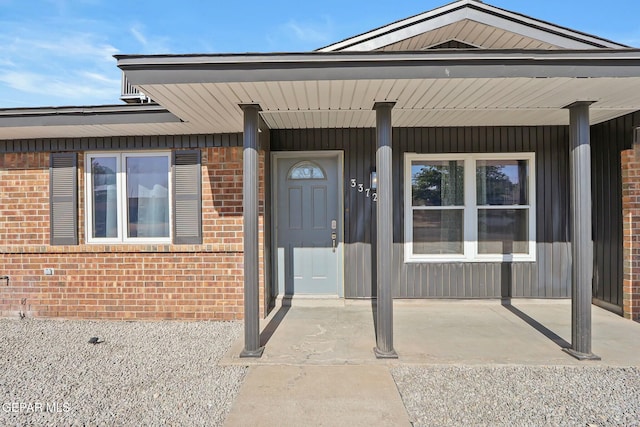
[222, 300, 640, 426]
[222, 299, 640, 366]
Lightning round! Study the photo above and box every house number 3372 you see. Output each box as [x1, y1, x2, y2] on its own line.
[350, 179, 377, 202]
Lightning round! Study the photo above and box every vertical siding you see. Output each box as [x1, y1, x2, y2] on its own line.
[590, 112, 640, 311]
[270, 128, 377, 298]
[271, 126, 572, 299]
[393, 126, 570, 299]
[0, 133, 244, 153]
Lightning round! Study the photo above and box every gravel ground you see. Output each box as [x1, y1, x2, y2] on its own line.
[0, 318, 246, 426]
[392, 365, 640, 427]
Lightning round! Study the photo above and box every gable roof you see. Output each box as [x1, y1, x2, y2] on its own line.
[318, 0, 629, 52]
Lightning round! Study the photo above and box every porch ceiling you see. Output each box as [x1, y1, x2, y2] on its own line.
[136, 77, 640, 131]
[118, 50, 640, 134]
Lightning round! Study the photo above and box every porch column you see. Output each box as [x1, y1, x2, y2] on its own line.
[240, 104, 264, 358]
[564, 102, 600, 360]
[373, 102, 398, 359]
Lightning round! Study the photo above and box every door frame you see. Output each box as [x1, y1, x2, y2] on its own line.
[271, 150, 345, 298]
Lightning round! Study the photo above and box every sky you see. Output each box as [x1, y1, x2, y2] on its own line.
[1, 0, 640, 108]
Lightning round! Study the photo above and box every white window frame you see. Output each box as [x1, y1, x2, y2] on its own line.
[85, 151, 172, 244]
[404, 152, 536, 263]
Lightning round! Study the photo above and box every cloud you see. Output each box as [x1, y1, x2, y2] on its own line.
[130, 25, 148, 46]
[32, 37, 118, 63]
[267, 15, 336, 51]
[0, 69, 119, 105]
[0, 30, 122, 106]
[285, 19, 334, 44]
[0, 32, 119, 65]
[128, 23, 171, 53]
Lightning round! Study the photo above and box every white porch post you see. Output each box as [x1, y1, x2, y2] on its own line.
[373, 101, 398, 359]
[564, 101, 600, 361]
[240, 103, 264, 358]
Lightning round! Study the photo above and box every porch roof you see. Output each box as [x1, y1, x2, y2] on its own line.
[2, 49, 640, 140]
[114, 49, 640, 133]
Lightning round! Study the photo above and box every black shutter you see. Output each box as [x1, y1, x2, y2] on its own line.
[173, 150, 202, 244]
[50, 153, 78, 245]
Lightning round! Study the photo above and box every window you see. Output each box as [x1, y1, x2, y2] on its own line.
[288, 161, 326, 180]
[86, 152, 171, 243]
[405, 153, 535, 262]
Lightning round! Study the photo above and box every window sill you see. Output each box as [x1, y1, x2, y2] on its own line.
[404, 255, 536, 263]
[85, 239, 172, 245]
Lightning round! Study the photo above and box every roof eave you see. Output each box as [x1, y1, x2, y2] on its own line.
[0, 104, 182, 128]
[117, 50, 640, 86]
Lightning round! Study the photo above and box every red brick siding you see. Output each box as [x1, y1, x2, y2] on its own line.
[621, 144, 640, 321]
[0, 152, 50, 245]
[1, 252, 244, 320]
[0, 147, 266, 321]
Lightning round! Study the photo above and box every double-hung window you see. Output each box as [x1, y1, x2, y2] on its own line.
[405, 152, 535, 262]
[86, 152, 171, 243]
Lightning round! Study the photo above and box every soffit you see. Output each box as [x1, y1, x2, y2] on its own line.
[136, 77, 640, 131]
[377, 20, 560, 51]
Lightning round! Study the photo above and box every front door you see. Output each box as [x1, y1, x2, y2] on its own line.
[275, 153, 342, 296]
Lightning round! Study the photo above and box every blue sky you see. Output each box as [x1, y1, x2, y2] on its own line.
[1, 0, 639, 108]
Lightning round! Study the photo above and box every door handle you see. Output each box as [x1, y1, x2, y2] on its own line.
[331, 232, 337, 253]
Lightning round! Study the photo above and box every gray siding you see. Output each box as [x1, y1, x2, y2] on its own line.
[271, 126, 572, 299]
[591, 112, 639, 311]
[0, 133, 243, 153]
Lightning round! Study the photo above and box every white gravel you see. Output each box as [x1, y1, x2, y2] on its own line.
[4, 318, 639, 426]
[0, 318, 246, 426]
[392, 365, 640, 427]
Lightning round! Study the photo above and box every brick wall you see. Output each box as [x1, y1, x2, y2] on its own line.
[0, 147, 266, 321]
[621, 143, 640, 321]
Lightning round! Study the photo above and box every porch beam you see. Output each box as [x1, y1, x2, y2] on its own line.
[240, 103, 264, 358]
[373, 101, 398, 359]
[563, 101, 600, 361]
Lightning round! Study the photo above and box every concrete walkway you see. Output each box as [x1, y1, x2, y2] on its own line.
[222, 300, 640, 426]
[224, 365, 411, 426]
